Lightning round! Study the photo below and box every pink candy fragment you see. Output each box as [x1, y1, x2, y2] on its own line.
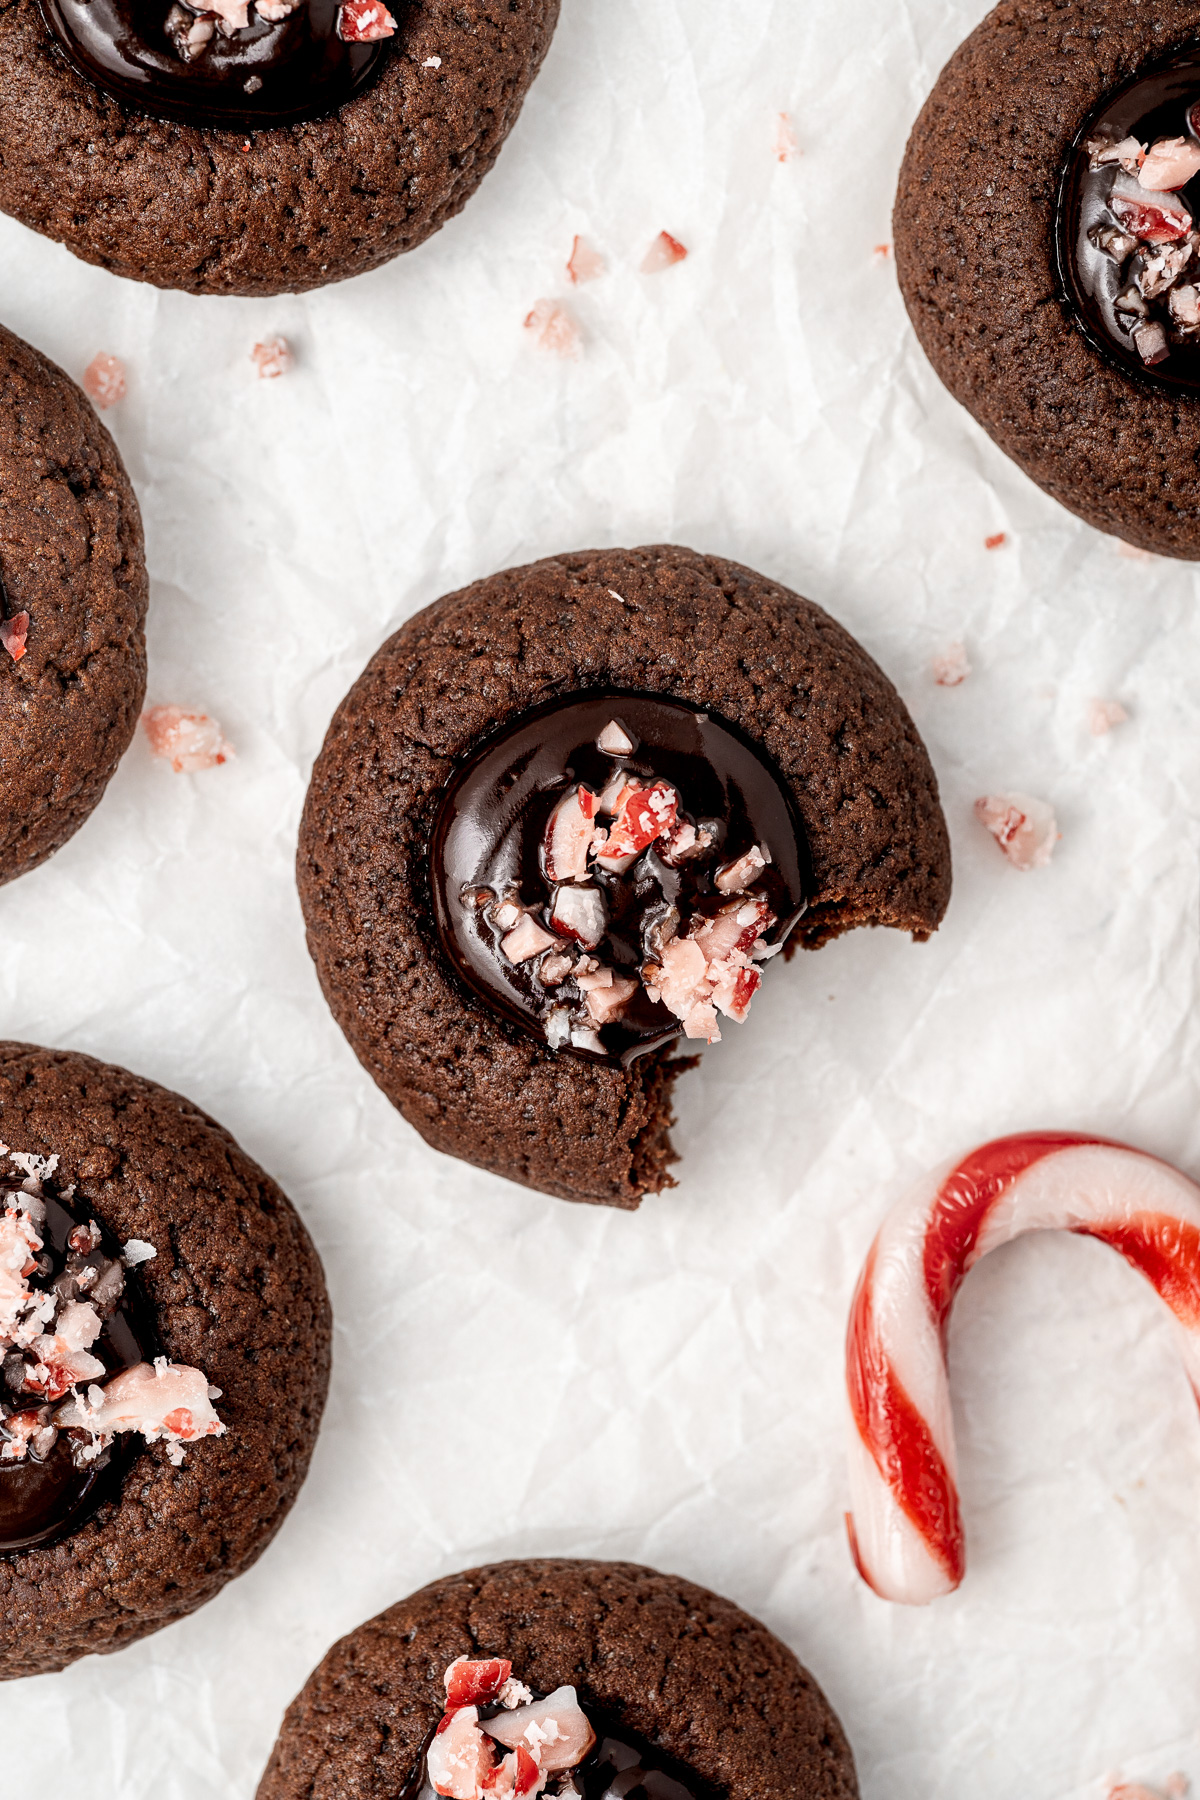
[773, 112, 799, 163]
[974, 793, 1059, 870]
[56, 1357, 224, 1453]
[142, 705, 233, 773]
[1089, 697, 1129, 735]
[501, 914, 558, 964]
[1110, 190, 1192, 243]
[0, 612, 29, 663]
[543, 786, 602, 882]
[252, 336, 293, 379]
[566, 236, 605, 285]
[83, 353, 126, 410]
[1138, 136, 1200, 191]
[482, 1686, 597, 1773]
[524, 300, 581, 358]
[336, 0, 395, 38]
[932, 642, 971, 687]
[641, 231, 688, 274]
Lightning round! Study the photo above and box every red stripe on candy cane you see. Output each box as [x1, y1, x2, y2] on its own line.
[845, 1134, 1200, 1604]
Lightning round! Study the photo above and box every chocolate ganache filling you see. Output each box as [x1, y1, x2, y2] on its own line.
[0, 1167, 153, 1553]
[36, 0, 398, 130]
[431, 693, 809, 1065]
[1059, 45, 1200, 388]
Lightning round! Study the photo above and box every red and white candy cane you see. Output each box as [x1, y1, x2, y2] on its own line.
[845, 1132, 1200, 1604]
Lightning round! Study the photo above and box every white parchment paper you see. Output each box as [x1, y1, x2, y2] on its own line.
[1, 1, 1199, 1795]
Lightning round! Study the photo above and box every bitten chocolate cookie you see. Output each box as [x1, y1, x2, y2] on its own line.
[0, 0, 558, 296]
[0, 324, 147, 885]
[895, 0, 1200, 558]
[298, 545, 951, 1209]
[0, 1043, 330, 1679]
[257, 1558, 859, 1800]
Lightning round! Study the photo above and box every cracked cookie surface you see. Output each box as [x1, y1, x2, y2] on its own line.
[0, 325, 147, 885]
[0, 1042, 330, 1678]
[257, 1558, 860, 1800]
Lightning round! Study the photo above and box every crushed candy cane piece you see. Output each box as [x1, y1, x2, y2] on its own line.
[1109, 188, 1192, 243]
[549, 885, 606, 949]
[1089, 697, 1129, 735]
[428, 1707, 495, 1799]
[974, 793, 1059, 870]
[122, 1237, 157, 1265]
[641, 231, 688, 274]
[715, 844, 770, 893]
[0, 612, 29, 663]
[56, 1357, 224, 1462]
[596, 720, 633, 755]
[932, 641, 971, 687]
[543, 786, 602, 882]
[483, 1687, 596, 1773]
[1085, 132, 1145, 176]
[337, 0, 396, 38]
[523, 300, 580, 358]
[422, 54, 441, 67]
[82, 353, 126, 410]
[445, 1658, 513, 1708]
[501, 914, 558, 964]
[251, 336, 293, 379]
[566, 236, 605, 285]
[1138, 136, 1200, 191]
[773, 112, 799, 162]
[984, 531, 1006, 550]
[142, 705, 233, 773]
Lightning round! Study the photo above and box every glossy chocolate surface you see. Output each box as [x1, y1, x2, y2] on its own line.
[0, 1189, 152, 1554]
[36, 0, 392, 130]
[1059, 46, 1200, 390]
[430, 693, 808, 1064]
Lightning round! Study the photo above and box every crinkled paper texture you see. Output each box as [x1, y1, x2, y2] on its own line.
[0, 2, 1198, 1796]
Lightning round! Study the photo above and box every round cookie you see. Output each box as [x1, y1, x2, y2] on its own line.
[297, 545, 951, 1209]
[257, 1557, 860, 1800]
[0, 1042, 330, 1679]
[0, 0, 560, 297]
[0, 324, 147, 885]
[894, 0, 1200, 559]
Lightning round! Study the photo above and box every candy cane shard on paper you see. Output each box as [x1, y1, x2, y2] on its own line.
[844, 1133, 1200, 1604]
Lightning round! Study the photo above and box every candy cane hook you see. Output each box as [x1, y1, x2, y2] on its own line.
[845, 1132, 1200, 1604]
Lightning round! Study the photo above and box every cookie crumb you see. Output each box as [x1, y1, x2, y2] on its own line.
[142, 705, 233, 773]
[641, 231, 688, 274]
[0, 612, 29, 663]
[567, 235, 605, 285]
[524, 300, 580, 358]
[932, 641, 971, 687]
[83, 353, 126, 410]
[974, 793, 1059, 870]
[251, 336, 293, 379]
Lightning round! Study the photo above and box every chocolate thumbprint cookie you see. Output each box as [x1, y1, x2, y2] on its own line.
[0, 1044, 330, 1678]
[258, 1559, 859, 1800]
[297, 546, 951, 1208]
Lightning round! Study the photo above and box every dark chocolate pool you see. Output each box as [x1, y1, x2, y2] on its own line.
[430, 692, 809, 1066]
[36, 0, 396, 130]
[0, 1185, 153, 1554]
[1058, 43, 1200, 390]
